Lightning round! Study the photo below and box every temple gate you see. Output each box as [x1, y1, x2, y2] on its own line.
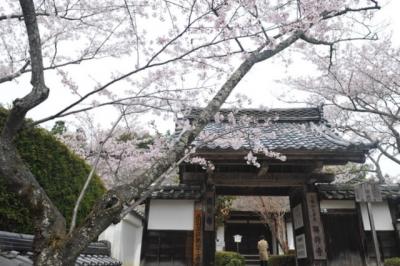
[141, 107, 398, 266]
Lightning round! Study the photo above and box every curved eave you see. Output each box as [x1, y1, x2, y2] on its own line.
[193, 147, 371, 164]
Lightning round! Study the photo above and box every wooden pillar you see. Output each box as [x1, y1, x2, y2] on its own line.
[202, 187, 216, 266]
[387, 199, 400, 252]
[290, 186, 327, 266]
[193, 202, 203, 266]
[355, 202, 368, 266]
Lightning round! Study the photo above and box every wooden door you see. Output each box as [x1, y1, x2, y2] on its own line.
[143, 230, 193, 266]
[322, 212, 364, 266]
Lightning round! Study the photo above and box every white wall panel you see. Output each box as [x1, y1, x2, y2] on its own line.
[148, 199, 194, 230]
[361, 201, 394, 231]
[99, 213, 143, 266]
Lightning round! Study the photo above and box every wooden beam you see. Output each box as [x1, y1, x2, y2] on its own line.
[194, 150, 366, 163]
[216, 186, 294, 196]
[212, 172, 334, 187]
[182, 172, 206, 185]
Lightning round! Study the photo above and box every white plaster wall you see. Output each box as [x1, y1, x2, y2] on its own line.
[148, 199, 194, 230]
[360, 201, 394, 231]
[216, 225, 225, 251]
[286, 222, 295, 250]
[120, 215, 143, 266]
[99, 213, 143, 266]
[99, 223, 122, 259]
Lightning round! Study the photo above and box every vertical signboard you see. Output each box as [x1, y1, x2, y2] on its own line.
[204, 191, 215, 231]
[296, 234, 307, 259]
[355, 182, 383, 266]
[193, 209, 202, 266]
[292, 204, 304, 230]
[306, 192, 327, 260]
[355, 182, 382, 203]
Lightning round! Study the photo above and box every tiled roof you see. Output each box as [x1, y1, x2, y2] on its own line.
[150, 185, 202, 199]
[0, 231, 122, 266]
[0, 251, 32, 266]
[190, 107, 373, 153]
[187, 107, 323, 122]
[76, 254, 121, 266]
[317, 184, 400, 200]
[0, 251, 122, 266]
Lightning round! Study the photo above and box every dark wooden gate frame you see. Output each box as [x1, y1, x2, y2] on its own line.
[181, 153, 361, 266]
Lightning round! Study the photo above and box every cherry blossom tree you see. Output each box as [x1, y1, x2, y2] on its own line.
[288, 40, 400, 182]
[324, 163, 373, 184]
[233, 196, 290, 254]
[0, 0, 381, 264]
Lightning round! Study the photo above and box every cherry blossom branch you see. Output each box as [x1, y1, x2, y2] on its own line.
[346, 127, 400, 165]
[69, 110, 125, 233]
[119, 151, 192, 218]
[0, 5, 129, 22]
[123, 0, 140, 66]
[0, 19, 125, 84]
[321, 1, 380, 19]
[61, 31, 305, 264]
[300, 33, 378, 69]
[32, 87, 204, 124]
[0, 60, 30, 84]
[32, 12, 231, 125]
[330, 97, 399, 121]
[367, 152, 385, 182]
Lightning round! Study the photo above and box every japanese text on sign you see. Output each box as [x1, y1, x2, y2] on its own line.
[306, 192, 327, 260]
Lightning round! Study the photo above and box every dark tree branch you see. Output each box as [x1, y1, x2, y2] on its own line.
[322, 1, 380, 20]
[300, 33, 378, 70]
[0, 0, 66, 264]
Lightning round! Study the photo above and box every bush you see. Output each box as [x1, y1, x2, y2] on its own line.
[385, 258, 400, 266]
[0, 108, 106, 233]
[215, 251, 245, 266]
[268, 255, 296, 266]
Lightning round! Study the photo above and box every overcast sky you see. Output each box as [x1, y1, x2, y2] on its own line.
[2, 0, 400, 131]
[1, 1, 400, 177]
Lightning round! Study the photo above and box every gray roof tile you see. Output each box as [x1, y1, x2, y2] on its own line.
[189, 107, 373, 153]
[0, 231, 121, 266]
[187, 107, 323, 122]
[317, 184, 400, 200]
[150, 185, 202, 199]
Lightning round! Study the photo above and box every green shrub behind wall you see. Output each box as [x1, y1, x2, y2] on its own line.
[215, 251, 245, 266]
[0, 108, 105, 233]
[385, 258, 400, 266]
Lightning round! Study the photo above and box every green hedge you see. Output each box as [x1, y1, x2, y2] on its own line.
[215, 251, 245, 266]
[269, 255, 296, 266]
[0, 108, 105, 233]
[385, 258, 400, 266]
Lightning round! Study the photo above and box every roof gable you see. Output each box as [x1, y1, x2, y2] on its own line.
[186, 107, 373, 158]
[186, 107, 323, 123]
